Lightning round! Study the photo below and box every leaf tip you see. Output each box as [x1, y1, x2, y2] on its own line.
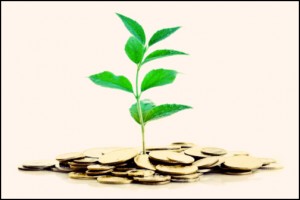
[115, 13, 122, 17]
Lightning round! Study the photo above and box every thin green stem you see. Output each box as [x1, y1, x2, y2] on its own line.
[135, 65, 146, 154]
[135, 46, 148, 154]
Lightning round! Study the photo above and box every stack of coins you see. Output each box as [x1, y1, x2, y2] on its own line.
[18, 142, 283, 185]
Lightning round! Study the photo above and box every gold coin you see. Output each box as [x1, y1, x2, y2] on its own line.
[134, 154, 156, 170]
[231, 151, 249, 156]
[224, 156, 263, 170]
[138, 180, 170, 185]
[171, 177, 201, 183]
[56, 152, 85, 161]
[171, 172, 201, 179]
[127, 169, 155, 177]
[197, 169, 212, 173]
[114, 167, 136, 172]
[114, 162, 129, 167]
[111, 171, 129, 177]
[201, 147, 227, 156]
[149, 151, 178, 164]
[156, 164, 198, 175]
[54, 163, 72, 172]
[224, 170, 253, 175]
[86, 169, 113, 175]
[68, 172, 96, 179]
[167, 152, 195, 164]
[68, 161, 90, 166]
[99, 148, 138, 165]
[146, 146, 181, 151]
[260, 163, 283, 170]
[97, 175, 132, 184]
[83, 147, 122, 158]
[18, 165, 48, 171]
[193, 157, 219, 168]
[70, 165, 87, 171]
[259, 158, 276, 165]
[73, 158, 98, 163]
[133, 175, 171, 182]
[206, 156, 226, 168]
[51, 167, 70, 173]
[22, 160, 57, 169]
[87, 164, 115, 171]
[184, 147, 210, 158]
[171, 142, 196, 148]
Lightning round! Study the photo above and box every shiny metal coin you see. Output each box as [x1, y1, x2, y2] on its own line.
[86, 169, 113, 175]
[83, 147, 122, 158]
[114, 167, 136, 172]
[146, 146, 181, 151]
[193, 157, 219, 168]
[171, 177, 201, 182]
[97, 175, 132, 184]
[259, 158, 277, 166]
[68, 162, 90, 166]
[56, 152, 85, 161]
[171, 142, 196, 148]
[99, 148, 138, 165]
[68, 172, 96, 179]
[167, 152, 195, 164]
[184, 147, 210, 158]
[149, 151, 179, 164]
[73, 158, 99, 163]
[260, 163, 283, 170]
[231, 151, 249, 156]
[127, 169, 155, 177]
[223, 170, 253, 175]
[51, 167, 70, 173]
[18, 165, 49, 171]
[111, 171, 129, 177]
[201, 147, 227, 156]
[138, 180, 170, 185]
[133, 175, 171, 182]
[134, 154, 156, 170]
[224, 156, 263, 170]
[22, 160, 56, 169]
[156, 164, 198, 175]
[171, 172, 201, 179]
[87, 164, 115, 171]
[53, 163, 72, 172]
[197, 169, 213, 173]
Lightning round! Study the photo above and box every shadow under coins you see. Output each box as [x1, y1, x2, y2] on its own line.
[18, 168, 283, 188]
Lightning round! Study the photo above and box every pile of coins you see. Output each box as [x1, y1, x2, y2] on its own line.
[18, 142, 283, 185]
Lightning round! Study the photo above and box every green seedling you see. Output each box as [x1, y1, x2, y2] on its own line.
[89, 13, 192, 154]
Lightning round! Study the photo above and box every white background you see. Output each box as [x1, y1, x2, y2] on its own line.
[2, 1, 299, 198]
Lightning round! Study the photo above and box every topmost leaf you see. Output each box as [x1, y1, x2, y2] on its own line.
[116, 13, 146, 45]
[148, 27, 180, 47]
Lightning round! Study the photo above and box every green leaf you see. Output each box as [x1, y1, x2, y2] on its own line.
[148, 27, 180, 47]
[129, 100, 156, 124]
[89, 71, 133, 93]
[125, 36, 145, 64]
[145, 104, 192, 122]
[141, 69, 177, 92]
[116, 13, 146, 44]
[143, 49, 188, 64]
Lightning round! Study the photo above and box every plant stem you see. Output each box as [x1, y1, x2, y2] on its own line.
[135, 66, 146, 154]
